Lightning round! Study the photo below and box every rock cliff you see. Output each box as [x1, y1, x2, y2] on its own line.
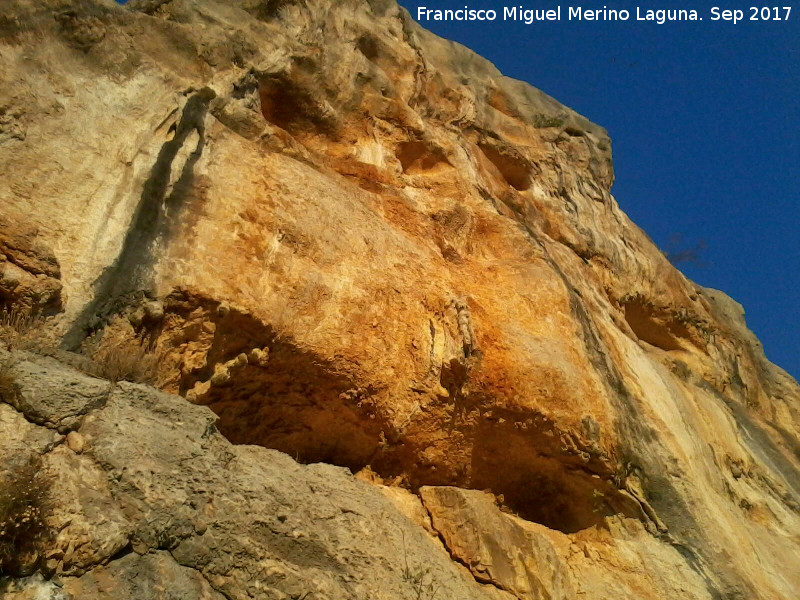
[1, 0, 798, 598]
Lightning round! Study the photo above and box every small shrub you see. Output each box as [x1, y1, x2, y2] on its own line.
[83, 333, 160, 385]
[402, 534, 440, 600]
[403, 564, 440, 600]
[532, 113, 565, 129]
[0, 455, 51, 576]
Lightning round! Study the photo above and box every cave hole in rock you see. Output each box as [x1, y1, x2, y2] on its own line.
[199, 351, 383, 471]
[258, 75, 336, 137]
[467, 416, 631, 534]
[396, 140, 452, 175]
[370, 399, 635, 534]
[477, 142, 534, 191]
[254, 0, 302, 20]
[123, 291, 639, 535]
[139, 291, 384, 473]
[356, 34, 380, 61]
[622, 297, 693, 352]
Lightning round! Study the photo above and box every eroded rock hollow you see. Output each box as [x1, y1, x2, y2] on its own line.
[1, 0, 798, 598]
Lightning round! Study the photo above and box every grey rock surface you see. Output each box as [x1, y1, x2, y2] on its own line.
[0, 349, 111, 432]
[0, 351, 505, 600]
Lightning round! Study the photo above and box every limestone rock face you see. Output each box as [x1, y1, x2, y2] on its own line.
[0, 0, 799, 599]
[0, 216, 62, 314]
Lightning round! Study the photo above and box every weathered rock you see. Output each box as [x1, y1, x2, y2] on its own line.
[0, 216, 62, 314]
[0, 0, 798, 598]
[421, 486, 575, 600]
[419, 486, 714, 600]
[0, 574, 71, 600]
[0, 351, 512, 600]
[43, 445, 132, 576]
[0, 351, 111, 432]
[4, 554, 224, 600]
[0, 392, 60, 460]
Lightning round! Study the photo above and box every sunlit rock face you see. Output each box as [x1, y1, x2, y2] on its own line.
[1, 1, 798, 598]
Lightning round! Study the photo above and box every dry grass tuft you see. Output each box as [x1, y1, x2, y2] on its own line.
[1, 306, 161, 386]
[0, 455, 51, 576]
[0, 307, 57, 354]
[83, 332, 160, 385]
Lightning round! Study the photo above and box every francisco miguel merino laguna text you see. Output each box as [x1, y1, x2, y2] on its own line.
[417, 5, 700, 24]
[416, 5, 793, 24]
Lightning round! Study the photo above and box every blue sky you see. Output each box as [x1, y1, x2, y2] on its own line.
[398, 0, 799, 379]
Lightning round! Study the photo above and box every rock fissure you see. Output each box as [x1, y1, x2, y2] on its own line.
[418, 491, 523, 600]
[166, 549, 237, 600]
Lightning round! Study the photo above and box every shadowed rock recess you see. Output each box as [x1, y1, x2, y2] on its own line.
[0, 0, 798, 598]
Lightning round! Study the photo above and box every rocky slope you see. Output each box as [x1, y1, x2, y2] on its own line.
[1, 0, 799, 598]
